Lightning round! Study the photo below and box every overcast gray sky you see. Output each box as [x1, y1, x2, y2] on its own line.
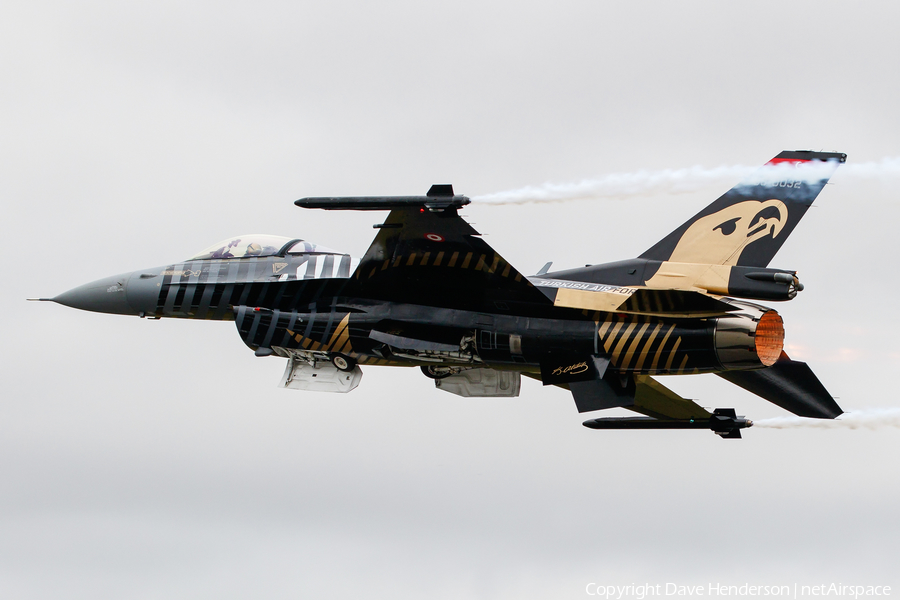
[3, 1, 900, 598]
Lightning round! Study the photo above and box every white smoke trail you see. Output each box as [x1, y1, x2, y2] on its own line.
[837, 155, 900, 182]
[472, 156, 900, 205]
[753, 408, 900, 430]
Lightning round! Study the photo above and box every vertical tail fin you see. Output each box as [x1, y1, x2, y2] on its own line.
[640, 151, 846, 267]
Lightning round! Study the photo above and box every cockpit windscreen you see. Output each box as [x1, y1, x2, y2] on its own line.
[189, 235, 294, 260]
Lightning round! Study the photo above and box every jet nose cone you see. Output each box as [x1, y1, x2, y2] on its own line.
[53, 273, 139, 316]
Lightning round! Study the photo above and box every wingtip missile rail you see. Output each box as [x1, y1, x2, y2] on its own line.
[296, 184, 470, 211]
[583, 409, 753, 439]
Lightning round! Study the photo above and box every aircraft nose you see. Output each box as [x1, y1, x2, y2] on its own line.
[52, 272, 140, 316]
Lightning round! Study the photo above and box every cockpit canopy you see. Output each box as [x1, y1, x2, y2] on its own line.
[189, 235, 340, 261]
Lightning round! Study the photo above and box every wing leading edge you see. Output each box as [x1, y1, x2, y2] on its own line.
[297, 185, 553, 313]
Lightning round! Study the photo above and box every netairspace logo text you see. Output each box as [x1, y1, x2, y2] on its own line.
[585, 584, 892, 600]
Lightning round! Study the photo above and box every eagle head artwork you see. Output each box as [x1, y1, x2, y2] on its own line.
[667, 199, 788, 266]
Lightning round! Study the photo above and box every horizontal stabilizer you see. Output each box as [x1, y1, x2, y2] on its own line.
[717, 355, 843, 418]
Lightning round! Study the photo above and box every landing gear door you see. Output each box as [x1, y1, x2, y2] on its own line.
[280, 358, 363, 393]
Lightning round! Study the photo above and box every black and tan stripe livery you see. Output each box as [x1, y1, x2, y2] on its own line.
[49, 155, 848, 428]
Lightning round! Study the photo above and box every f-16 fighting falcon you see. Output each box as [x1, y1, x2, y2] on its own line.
[35, 151, 847, 438]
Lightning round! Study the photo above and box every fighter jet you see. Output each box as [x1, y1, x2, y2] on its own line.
[35, 150, 846, 438]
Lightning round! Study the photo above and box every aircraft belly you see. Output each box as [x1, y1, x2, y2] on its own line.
[144, 264, 773, 380]
[228, 298, 746, 380]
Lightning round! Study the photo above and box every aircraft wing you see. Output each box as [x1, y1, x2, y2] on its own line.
[564, 372, 711, 417]
[630, 375, 713, 420]
[573, 375, 751, 439]
[297, 186, 553, 313]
